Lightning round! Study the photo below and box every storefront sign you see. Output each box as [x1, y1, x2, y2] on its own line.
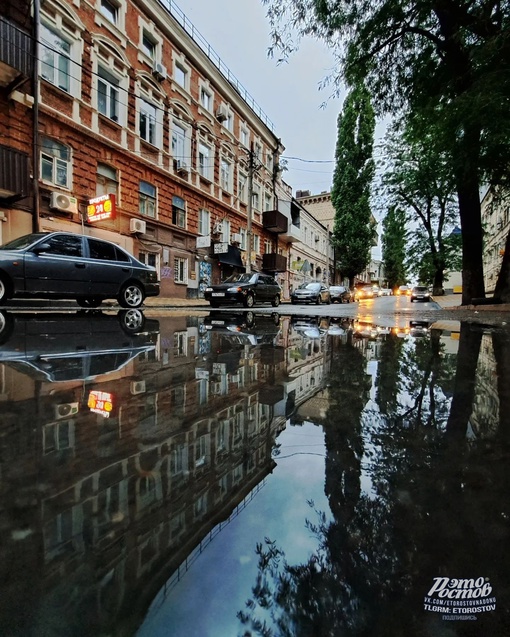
[196, 235, 211, 248]
[87, 194, 116, 222]
[214, 242, 228, 254]
[87, 390, 115, 418]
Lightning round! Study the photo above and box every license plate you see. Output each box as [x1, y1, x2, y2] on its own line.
[211, 292, 225, 297]
[211, 320, 225, 325]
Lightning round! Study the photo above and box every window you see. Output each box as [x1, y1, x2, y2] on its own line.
[98, 67, 119, 121]
[139, 98, 158, 145]
[252, 184, 260, 210]
[172, 196, 186, 228]
[224, 113, 233, 132]
[139, 181, 156, 218]
[41, 138, 70, 187]
[96, 163, 118, 197]
[174, 258, 187, 286]
[238, 172, 247, 203]
[220, 159, 232, 192]
[264, 240, 272, 253]
[142, 32, 155, 59]
[239, 228, 247, 250]
[199, 209, 210, 235]
[100, 0, 118, 24]
[174, 62, 188, 89]
[221, 220, 230, 244]
[40, 24, 71, 92]
[240, 127, 249, 148]
[42, 234, 83, 257]
[171, 122, 187, 163]
[198, 143, 211, 180]
[264, 192, 273, 211]
[200, 88, 212, 111]
[253, 234, 260, 255]
[88, 238, 117, 260]
[254, 142, 262, 161]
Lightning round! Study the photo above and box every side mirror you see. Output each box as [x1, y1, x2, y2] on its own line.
[33, 243, 51, 254]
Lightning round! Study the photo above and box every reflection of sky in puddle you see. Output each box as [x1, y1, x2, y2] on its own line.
[137, 423, 329, 637]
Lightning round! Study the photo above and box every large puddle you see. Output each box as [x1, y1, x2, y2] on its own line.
[0, 310, 508, 636]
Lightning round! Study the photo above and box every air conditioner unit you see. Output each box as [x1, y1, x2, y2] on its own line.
[175, 160, 189, 175]
[231, 233, 242, 244]
[152, 61, 167, 81]
[49, 192, 79, 214]
[54, 402, 79, 420]
[215, 105, 228, 122]
[212, 222, 223, 234]
[130, 218, 147, 234]
[130, 380, 146, 395]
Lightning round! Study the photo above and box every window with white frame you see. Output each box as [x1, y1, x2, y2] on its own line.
[139, 251, 158, 269]
[238, 171, 247, 203]
[174, 258, 188, 284]
[173, 330, 188, 355]
[266, 151, 273, 172]
[220, 158, 232, 192]
[239, 228, 247, 250]
[198, 208, 210, 235]
[139, 181, 156, 218]
[100, 0, 118, 24]
[41, 138, 71, 188]
[200, 87, 212, 111]
[252, 184, 260, 210]
[96, 163, 118, 197]
[174, 62, 188, 90]
[198, 142, 212, 180]
[172, 196, 186, 228]
[254, 142, 262, 161]
[240, 127, 249, 148]
[264, 240, 272, 253]
[224, 113, 233, 132]
[264, 192, 273, 211]
[141, 32, 156, 60]
[171, 121, 190, 166]
[40, 24, 71, 92]
[253, 234, 260, 255]
[221, 220, 230, 244]
[97, 66, 119, 121]
[139, 98, 158, 146]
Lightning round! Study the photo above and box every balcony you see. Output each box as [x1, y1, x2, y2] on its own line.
[279, 223, 302, 243]
[263, 209, 288, 234]
[0, 17, 33, 87]
[262, 252, 287, 272]
[0, 145, 30, 201]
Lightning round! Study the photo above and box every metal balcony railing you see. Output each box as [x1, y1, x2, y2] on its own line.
[0, 16, 33, 81]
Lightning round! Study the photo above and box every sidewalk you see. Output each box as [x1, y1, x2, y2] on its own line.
[434, 294, 510, 312]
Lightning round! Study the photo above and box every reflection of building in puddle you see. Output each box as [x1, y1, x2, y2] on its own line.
[471, 332, 500, 439]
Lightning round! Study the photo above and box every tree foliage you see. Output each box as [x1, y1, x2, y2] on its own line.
[262, 0, 510, 302]
[331, 83, 376, 287]
[381, 206, 406, 289]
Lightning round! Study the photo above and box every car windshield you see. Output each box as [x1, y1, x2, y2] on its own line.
[298, 283, 320, 290]
[330, 287, 345, 292]
[223, 274, 256, 284]
[0, 233, 47, 250]
[414, 287, 428, 292]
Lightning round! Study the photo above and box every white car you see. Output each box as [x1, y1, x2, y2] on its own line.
[378, 288, 392, 296]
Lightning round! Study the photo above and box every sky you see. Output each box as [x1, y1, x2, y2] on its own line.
[173, 0, 343, 197]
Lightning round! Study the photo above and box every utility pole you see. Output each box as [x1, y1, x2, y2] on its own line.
[246, 143, 254, 274]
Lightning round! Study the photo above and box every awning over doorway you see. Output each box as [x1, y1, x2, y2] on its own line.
[217, 245, 245, 270]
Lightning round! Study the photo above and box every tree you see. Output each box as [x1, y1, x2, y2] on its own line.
[381, 121, 461, 293]
[381, 206, 406, 290]
[331, 83, 376, 288]
[262, 0, 510, 303]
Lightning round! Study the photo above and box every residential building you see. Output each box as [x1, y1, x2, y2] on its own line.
[0, 0, 293, 299]
[481, 187, 510, 295]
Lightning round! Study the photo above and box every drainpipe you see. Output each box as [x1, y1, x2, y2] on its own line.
[246, 143, 254, 274]
[32, 0, 40, 232]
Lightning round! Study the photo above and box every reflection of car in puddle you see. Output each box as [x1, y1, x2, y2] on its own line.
[0, 310, 159, 381]
[353, 321, 390, 339]
[290, 315, 330, 339]
[409, 321, 430, 337]
[203, 311, 281, 346]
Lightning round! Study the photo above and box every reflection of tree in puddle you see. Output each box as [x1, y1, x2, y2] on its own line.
[239, 322, 510, 636]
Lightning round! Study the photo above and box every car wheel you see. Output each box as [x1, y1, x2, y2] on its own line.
[316, 295, 321, 305]
[244, 294, 255, 308]
[0, 310, 14, 345]
[77, 297, 102, 308]
[118, 282, 145, 308]
[119, 308, 145, 333]
[271, 294, 280, 307]
[245, 311, 255, 327]
[327, 297, 331, 304]
[0, 275, 12, 306]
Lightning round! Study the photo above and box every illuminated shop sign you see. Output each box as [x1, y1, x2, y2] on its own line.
[88, 390, 115, 418]
[87, 194, 116, 222]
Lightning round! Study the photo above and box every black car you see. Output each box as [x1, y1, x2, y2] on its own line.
[410, 286, 432, 302]
[204, 273, 281, 308]
[0, 232, 160, 308]
[291, 282, 331, 305]
[329, 285, 352, 303]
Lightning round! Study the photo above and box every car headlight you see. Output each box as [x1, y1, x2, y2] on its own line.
[205, 287, 213, 292]
[227, 286, 243, 293]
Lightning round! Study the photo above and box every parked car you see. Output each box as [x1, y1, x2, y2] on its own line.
[290, 282, 331, 305]
[0, 232, 160, 308]
[329, 285, 352, 303]
[395, 285, 412, 296]
[378, 288, 392, 296]
[411, 286, 432, 302]
[354, 285, 376, 301]
[204, 273, 281, 308]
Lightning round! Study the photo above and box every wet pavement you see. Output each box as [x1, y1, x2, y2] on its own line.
[0, 302, 509, 636]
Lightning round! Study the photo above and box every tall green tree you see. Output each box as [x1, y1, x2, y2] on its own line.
[262, 0, 510, 303]
[382, 121, 461, 293]
[381, 206, 406, 290]
[331, 83, 376, 288]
